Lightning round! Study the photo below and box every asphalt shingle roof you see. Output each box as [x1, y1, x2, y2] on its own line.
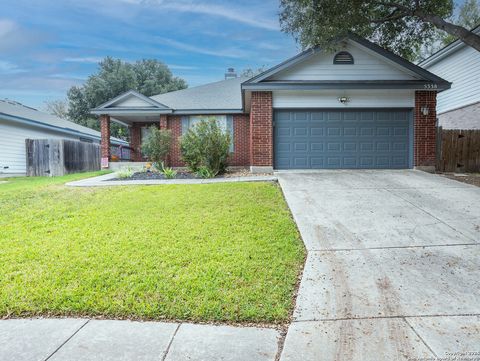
[0, 99, 126, 144]
[150, 77, 248, 111]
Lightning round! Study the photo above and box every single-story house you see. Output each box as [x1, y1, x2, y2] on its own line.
[0, 99, 127, 176]
[93, 34, 450, 172]
[419, 26, 480, 130]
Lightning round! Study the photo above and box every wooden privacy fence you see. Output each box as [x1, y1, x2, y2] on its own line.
[26, 139, 100, 176]
[436, 127, 480, 173]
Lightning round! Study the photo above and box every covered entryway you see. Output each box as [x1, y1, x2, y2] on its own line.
[274, 109, 412, 169]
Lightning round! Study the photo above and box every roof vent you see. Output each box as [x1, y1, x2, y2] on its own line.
[333, 51, 354, 65]
[225, 68, 237, 80]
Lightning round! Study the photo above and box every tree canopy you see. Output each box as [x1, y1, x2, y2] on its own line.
[280, 0, 480, 61]
[67, 58, 187, 139]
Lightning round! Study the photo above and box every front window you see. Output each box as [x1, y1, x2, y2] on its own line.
[182, 115, 234, 152]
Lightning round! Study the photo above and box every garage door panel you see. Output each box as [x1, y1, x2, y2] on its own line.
[274, 109, 411, 169]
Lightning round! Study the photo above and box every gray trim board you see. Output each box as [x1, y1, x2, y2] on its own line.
[348, 34, 449, 85]
[242, 80, 450, 91]
[419, 25, 480, 67]
[91, 109, 173, 115]
[243, 47, 320, 84]
[92, 90, 172, 112]
[172, 109, 244, 115]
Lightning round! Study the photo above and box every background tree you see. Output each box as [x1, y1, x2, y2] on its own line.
[240, 66, 267, 78]
[67, 57, 187, 139]
[279, 0, 480, 61]
[43, 99, 69, 119]
[440, 0, 480, 45]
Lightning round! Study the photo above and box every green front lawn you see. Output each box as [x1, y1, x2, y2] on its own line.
[0, 172, 304, 323]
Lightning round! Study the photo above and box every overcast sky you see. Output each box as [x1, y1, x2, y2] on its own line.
[0, 0, 298, 109]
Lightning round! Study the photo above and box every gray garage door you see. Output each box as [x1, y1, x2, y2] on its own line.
[274, 109, 412, 169]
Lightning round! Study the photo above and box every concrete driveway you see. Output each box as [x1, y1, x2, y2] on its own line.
[278, 170, 480, 361]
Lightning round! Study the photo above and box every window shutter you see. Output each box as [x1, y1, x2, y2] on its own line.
[181, 116, 189, 135]
[226, 115, 234, 152]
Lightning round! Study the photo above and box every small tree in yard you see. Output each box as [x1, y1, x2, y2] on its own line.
[141, 127, 172, 164]
[180, 119, 231, 177]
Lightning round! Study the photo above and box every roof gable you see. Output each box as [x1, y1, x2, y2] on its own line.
[91, 90, 172, 115]
[268, 41, 418, 81]
[243, 34, 450, 90]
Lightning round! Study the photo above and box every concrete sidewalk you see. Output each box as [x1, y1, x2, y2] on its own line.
[0, 318, 280, 361]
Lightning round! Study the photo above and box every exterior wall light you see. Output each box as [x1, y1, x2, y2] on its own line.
[338, 96, 350, 104]
[420, 105, 430, 116]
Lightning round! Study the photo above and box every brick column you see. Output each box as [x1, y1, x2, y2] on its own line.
[414, 91, 437, 168]
[130, 123, 142, 161]
[250, 91, 273, 173]
[159, 115, 168, 130]
[100, 114, 111, 161]
[160, 115, 170, 165]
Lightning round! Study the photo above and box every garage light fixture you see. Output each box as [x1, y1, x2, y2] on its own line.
[338, 96, 350, 105]
[420, 105, 429, 116]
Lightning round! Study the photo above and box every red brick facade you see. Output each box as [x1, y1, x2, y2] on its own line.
[100, 115, 111, 160]
[229, 114, 250, 166]
[104, 90, 437, 170]
[250, 92, 273, 167]
[414, 91, 437, 167]
[167, 115, 184, 167]
[160, 115, 168, 130]
[163, 115, 250, 167]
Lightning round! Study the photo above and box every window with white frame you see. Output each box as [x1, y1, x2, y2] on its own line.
[181, 115, 234, 152]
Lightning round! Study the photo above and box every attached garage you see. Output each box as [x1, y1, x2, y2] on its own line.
[274, 109, 412, 169]
[242, 34, 450, 172]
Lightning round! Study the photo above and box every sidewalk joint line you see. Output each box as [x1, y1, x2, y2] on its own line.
[160, 323, 181, 361]
[44, 319, 89, 361]
[308, 242, 479, 252]
[404, 317, 438, 358]
[293, 313, 480, 322]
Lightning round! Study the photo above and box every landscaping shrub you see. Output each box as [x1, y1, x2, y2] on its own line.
[196, 166, 215, 179]
[141, 127, 172, 164]
[160, 163, 177, 179]
[180, 119, 231, 177]
[116, 166, 135, 179]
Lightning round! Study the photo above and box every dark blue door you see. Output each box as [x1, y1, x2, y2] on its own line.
[274, 109, 412, 169]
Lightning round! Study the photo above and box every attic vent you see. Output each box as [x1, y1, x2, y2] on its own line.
[333, 51, 354, 64]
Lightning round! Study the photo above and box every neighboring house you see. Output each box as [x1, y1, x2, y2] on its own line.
[93, 34, 450, 172]
[0, 99, 127, 175]
[419, 26, 480, 130]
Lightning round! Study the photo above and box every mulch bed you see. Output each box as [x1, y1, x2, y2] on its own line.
[109, 169, 273, 181]
[440, 173, 480, 187]
[109, 171, 197, 181]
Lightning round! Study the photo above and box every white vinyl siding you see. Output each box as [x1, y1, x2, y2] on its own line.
[0, 119, 98, 175]
[112, 95, 155, 108]
[424, 45, 480, 114]
[273, 90, 415, 108]
[269, 42, 419, 81]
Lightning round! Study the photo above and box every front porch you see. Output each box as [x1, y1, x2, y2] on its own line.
[100, 113, 169, 167]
